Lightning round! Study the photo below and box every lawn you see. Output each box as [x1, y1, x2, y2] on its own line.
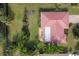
[69, 6, 79, 15]
[8, 4, 25, 41]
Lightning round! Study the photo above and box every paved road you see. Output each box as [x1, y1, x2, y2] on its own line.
[69, 15, 79, 23]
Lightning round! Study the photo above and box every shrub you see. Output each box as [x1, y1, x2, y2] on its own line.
[37, 42, 46, 54]
[37, 43, 67, 54]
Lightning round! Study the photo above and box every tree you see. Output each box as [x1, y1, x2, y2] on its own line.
[17, 8, 30, 55]
[0, 3, 14, 56]
[22, 8, 30, 37]
[3, 3, 14, 22]
[23, 8, 28, 23]
[71, 3, 78, 6]
[55, 3, 60, 9]
[0, 4, 14, 22]
[72, 23, 79, 38]
[0, 21, 9, 40]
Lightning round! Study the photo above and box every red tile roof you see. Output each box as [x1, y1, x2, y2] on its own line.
[41, 12, 69, 44]
[42, 12, 66, 20]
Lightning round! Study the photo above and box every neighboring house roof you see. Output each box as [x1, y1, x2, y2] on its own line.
[41, 12, 69, 44]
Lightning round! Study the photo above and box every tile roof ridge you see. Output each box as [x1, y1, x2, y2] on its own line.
[59, 12, 68, 28]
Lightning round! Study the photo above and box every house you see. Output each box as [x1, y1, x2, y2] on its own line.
[39, 12, 69, 44]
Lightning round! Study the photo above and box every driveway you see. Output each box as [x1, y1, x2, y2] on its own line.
[69, 15, 79, 23]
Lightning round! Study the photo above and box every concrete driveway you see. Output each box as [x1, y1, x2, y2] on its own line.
[69, 15, 79, 23]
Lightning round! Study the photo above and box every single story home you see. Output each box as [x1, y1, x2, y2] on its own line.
[39, 12, 69, 44]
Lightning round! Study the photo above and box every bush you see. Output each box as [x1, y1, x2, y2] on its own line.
[25, 41, 37, 51]
[64, 29, 68, 35]
[75, 41, 79, 50]
[37, 43, 67, 54]
[37, 42, 46, 54]
[3, 41, 14, 56]
[69, 23, 73, 27]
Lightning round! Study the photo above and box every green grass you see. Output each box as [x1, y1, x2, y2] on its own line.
[69, 6, 79, 15]
[8, 4, 25, 41]
[27, 9, 39, 41]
